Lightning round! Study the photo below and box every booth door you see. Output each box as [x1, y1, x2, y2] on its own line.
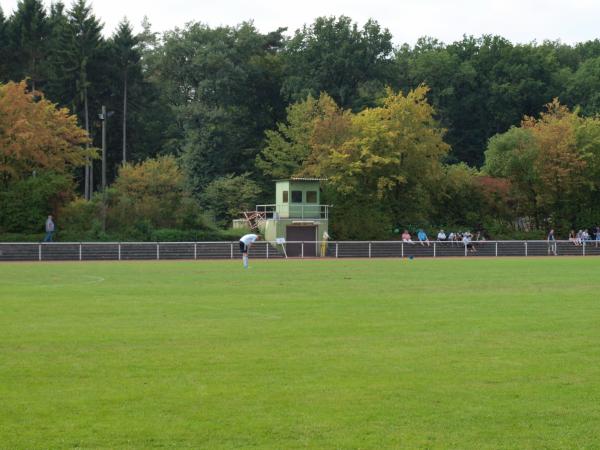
[286, 226, 317, 257]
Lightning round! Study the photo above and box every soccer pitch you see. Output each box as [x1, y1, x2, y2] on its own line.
[1, 258, 600, 449]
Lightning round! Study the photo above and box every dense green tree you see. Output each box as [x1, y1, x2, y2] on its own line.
[567, 57, 600, 116]
[158, 21, 286, 193]
[200, 173, 262, 226]
[398, 35, 563, 166]
[282, 16, 394, 109]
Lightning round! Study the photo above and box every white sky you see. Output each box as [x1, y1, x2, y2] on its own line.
[1, 0, 598, 45]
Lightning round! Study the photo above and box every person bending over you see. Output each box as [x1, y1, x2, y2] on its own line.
[239, 233, 260, 268]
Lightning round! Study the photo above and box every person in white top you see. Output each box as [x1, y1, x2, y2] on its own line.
[239, 233, 259, 268]
[437, 230, 446, 241]
[321, 231, 331, 257]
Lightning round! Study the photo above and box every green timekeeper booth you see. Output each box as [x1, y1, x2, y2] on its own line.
[238, 178, 330, 257]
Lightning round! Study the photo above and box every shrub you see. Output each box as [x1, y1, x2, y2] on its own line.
[0, 172, 74, 233]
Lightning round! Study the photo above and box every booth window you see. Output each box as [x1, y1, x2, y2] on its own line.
[282, 191, 288, 203]
[291, 191, 303, 203]
[306, 191, 317, 203]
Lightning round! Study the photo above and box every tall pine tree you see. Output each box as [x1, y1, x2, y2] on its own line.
[8, 0, 50, 91]
[109, 19, 141, 164]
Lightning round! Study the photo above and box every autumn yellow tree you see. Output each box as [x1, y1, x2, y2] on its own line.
[107, 155, 201, 230]
[302, 86, 450, 235]
[260, 86, 450, 237]
[484, 99, 600, 229]
[0, 81, 95, 186]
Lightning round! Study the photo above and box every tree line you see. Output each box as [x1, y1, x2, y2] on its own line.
[2, 0, 600, 240]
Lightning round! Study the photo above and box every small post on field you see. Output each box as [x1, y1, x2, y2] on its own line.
[301, 242, 304, 258]
[118, 243, 121, 261]
[495, 241, 498, 257]
[401, 241, 404, 258]
[38, 243, 42, 261]
[156, 243, 160, 260]
[230, 243, 234, 259]
[433, 242, 436, 258]
[583, 241, 586, 256]
[525, 241, 528, 257]
[79, 243, 82, 261]
[335, 242, 339, 258]
[369, 242, 372, 258]
[194, 242, 197, 260]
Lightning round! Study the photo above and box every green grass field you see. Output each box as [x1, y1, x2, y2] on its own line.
[1, 257, 600, 449]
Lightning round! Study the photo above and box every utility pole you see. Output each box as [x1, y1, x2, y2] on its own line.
[99, 106, 114, 232]
[101, 105, 107, 190]
[122, 72, 127, 165]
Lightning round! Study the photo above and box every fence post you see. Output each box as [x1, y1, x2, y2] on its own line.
[525, 241, 528, 257]
[266, 242, 269, 259]
[583, 241, 586, 256]
[194, 242, 197, 260]
[230, 243, 234, 259]
[495, 241, 498, 257]
[336, 242, 339, 258]
[433, 241, 436, 258]
[38, 243, 42, 261]
[464, 243, 468, 257]
[157, 242, 160, 260]
[401, 241, 404, 258]
[369, 242, 372, 258]
[301, 242, 304, 258]
[118, 243, 121, 261]
[79, 243, 82, 261]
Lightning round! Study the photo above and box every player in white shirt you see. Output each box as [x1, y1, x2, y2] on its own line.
[239, 233, 259, 268]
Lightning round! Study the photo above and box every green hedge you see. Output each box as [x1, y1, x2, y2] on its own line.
[0, 227, 251, 243]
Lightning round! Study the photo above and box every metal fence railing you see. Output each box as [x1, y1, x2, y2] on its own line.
[1, 240, 599, 262]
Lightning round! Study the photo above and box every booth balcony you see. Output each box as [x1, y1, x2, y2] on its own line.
[256, 204, 330, 220]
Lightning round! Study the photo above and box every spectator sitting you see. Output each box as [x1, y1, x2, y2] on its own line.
[595, 227, 600, 247]
[449, 231, 460, 246]
[582, 229, 590, 242]
[437, 229, 447, 241]
[417, 229, 430, 247]
[569, 229, 579, 246]
[401, 230, 414, 244]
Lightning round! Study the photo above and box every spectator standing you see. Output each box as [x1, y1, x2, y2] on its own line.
[547, 229, 557, 255]
[463, 232, 476, 253]
[320, 231, 330, 257]
[43, 215, 55, 242]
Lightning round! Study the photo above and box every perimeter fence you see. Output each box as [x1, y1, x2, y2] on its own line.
[0, 240, 599, 262]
